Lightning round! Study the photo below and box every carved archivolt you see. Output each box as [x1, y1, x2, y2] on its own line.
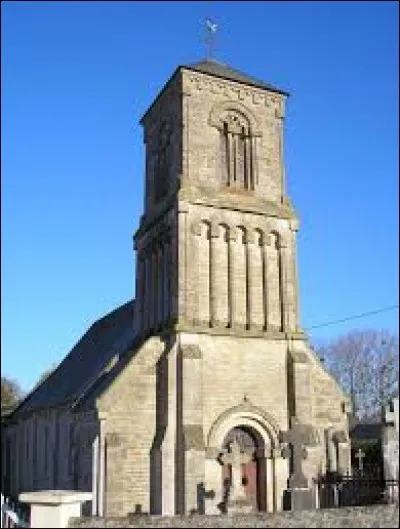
[208, 100, 261, 136]
[207, 402, 281, 450]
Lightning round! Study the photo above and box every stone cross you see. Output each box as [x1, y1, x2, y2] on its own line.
[355, 448, 365, 473]
[281, 417, 308, 488]
[221, 436, 251, 500]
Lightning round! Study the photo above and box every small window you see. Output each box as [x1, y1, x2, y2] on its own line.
[220, 110, 255, 190]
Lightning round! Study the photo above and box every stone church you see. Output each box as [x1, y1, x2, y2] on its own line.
[2, 58, 352, 517]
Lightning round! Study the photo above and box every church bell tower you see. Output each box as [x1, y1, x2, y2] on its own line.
[134, 58, 302, 341]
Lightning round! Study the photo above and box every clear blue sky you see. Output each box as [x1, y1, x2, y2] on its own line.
[2, 1, 399, 392]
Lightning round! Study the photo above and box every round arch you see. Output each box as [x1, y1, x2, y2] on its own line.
[207, 402, 281, 452]
[208, 100, 262, 136]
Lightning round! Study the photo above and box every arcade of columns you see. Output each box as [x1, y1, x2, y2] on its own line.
[135, 218, 299, 336]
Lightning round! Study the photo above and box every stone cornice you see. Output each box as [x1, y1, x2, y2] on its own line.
[178, 186, 297, 220]
[181, 68, 287, 119]
[175, 322, 306, 341]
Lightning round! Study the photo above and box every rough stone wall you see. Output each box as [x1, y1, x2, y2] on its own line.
[180, 68, 286, 202]
[96, 336, 166, 517]
[69, 504, 400, 528]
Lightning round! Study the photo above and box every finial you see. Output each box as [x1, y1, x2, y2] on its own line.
[204, 18, 218, 60]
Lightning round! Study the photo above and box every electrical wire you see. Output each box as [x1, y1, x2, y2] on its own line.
[305, 305, 399, 331]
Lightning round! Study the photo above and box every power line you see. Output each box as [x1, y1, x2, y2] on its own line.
[305, 305, 399, 331]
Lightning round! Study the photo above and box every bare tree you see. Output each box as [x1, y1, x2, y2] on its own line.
[315, 329, 399, 422]
[1, 376, 23, 415]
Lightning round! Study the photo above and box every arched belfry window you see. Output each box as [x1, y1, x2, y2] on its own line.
[219, 110, 255, 190]
[154, 121, 171, 202]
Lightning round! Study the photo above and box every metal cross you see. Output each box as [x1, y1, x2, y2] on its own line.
[355, 448, 365, 473]
[204, 18, 218, 60]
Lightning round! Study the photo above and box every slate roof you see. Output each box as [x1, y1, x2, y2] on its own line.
[11, 300, 136, 416]
[183, 59, 289, 96]
[350, 423, 382, 441]
[140, 59, 289, 124]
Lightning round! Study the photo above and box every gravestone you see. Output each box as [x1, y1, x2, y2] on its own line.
[220, 437, 254, 514]
[280, 416, 317, 511]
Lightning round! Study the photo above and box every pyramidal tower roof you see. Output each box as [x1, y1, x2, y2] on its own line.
[140, 58, 289, 123]
[182, 58, 289, 96]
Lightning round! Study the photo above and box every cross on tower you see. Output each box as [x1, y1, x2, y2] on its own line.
[204, 19, 218, 60]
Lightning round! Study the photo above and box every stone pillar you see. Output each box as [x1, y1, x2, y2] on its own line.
[178, 208, 188, 325]
[151, 245, 158, 331]
[289, 221, 300, 330]
[160, 342, 178, 515]
[227, 229, 236, 328]
[209, 224, 220, 328]
[170, 231, 179, 324]
[163, 236, 171, 325]
[136, 254, 145, 333]
[196, 224, 211, 326]
[98, 416, 106, 517]
[180, 341, 205, 514]
[157, 244, 164, 329]
[19, 491, 92, 529]
[261, 235, 270, 331]
[233, 228, 247, 329]
[247, 231, 264, 331]
[143, 250, 150, 332]
[91, 435, 99, 515]
[278, 239, 290, 332]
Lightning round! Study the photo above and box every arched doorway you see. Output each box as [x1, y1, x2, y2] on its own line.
[221, 425, 267, 511]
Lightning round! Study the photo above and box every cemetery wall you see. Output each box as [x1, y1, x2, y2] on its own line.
[69, 503, 399, 528]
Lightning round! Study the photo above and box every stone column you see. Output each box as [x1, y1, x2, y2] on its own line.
[187, 224, 199, 326]
[261, 235, 270, 331]
[143, 249, 150, 332]
[180, 341, 205, 514]
[91, 435, 99, 515]
[151, 244, 158, 331]
[169, 231, 179, 324]
[290, 223, 300, 330]
[156, 243, 163, 329]
[136, 254, 145, 333]
[227, 228, 236, 328]
[209, 224, 220, 328]
[278, 239, 290, 332]
[98, 416, 106, 517]
[178, 208, 188, 325]
[247, 231, 264, 331]
[163, 236, 170, 325]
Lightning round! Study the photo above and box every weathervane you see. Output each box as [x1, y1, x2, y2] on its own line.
[204, 18, 218, 60]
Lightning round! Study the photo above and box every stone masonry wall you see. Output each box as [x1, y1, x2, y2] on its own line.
[70, 504, 399, 528]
